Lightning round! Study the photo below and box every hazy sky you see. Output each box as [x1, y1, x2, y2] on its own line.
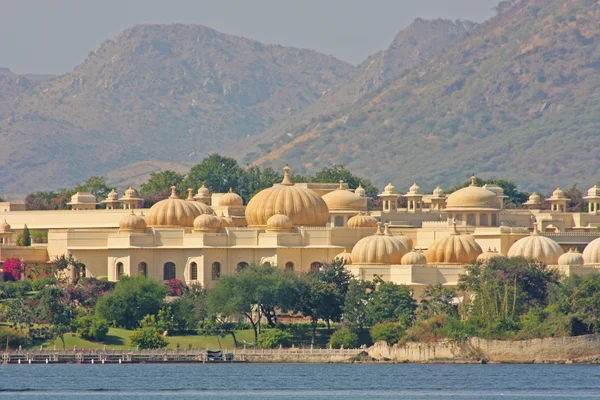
[1, 0, 500, 75]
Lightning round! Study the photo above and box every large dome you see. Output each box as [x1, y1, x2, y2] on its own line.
[507, 228, 563, 264]
[351, 223, 409, 264]
[426, 225, 483, 264]
[582, 237, 600, 264]
[322, 181, 367, 211]
[187, 199, 214, 215]
[384, 224, 413, 250]
[245, 166, 329, 227]
[146, 186, 202, 227]
[445, 176, 500, 210]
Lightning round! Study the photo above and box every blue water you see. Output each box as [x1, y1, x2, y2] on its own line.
[0, 364, 599, 399]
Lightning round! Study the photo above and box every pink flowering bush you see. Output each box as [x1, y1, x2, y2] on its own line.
[167, 278, 186, 296]
[2, 258, 25, 281]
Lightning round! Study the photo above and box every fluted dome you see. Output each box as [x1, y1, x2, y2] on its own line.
[384, 224, 413, 250]
[334, 251, 352, 265]
[426, 224, 483, 264]
[525, 192, 541, 205]
[507, 228, 563, 264]
[355, 184, 366, 197]
[582, 237, 600, 264]
[146, 186, 202, 227]
[401, 250, 427, 265]
[351, 223, 409, 264]
[445, 177, 500, 210]
[193, 185, 211, 201]
[347, 212, 378, 228]
[384, 183, 395, 193]
[0, 219, 12, 233]
[552, 187, 566, 198]
[432, 186, 445, 197]
[266, 214, 293, 232]
[409, 183, 421, 194]
[245, 166, 329, 227]
[119, 211, 146, 232]
[106, 189, 118, 201]
[587, 185, 600, 197]
[558, 249, 584, 266]
[193, 213, 221, 232]
[322, 181, 367, 211]
[477, 248, 507, 263]
[187, 200, 214, 215]
[219, 188, 243, 207]
[219, 213, 235, 228]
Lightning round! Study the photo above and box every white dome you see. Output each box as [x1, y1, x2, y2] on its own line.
[355, 184, 366, 197]
[582, 237, 600, 264]
[401, 251, 427, 265]
[477, 248, 507, 263]
[334, 251, 352, 265]
[558, 249, 584, 266]
[507, 230, 563, 264]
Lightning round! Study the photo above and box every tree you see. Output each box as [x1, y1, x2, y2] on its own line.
[295, 275, 340, 344]
[564, 185, 584, 212]
[51, 254, 86, 284]
[309, 259, 353, 330]
[417, 284, 457, 320]
[74, 176, 113, 203]
[130, 326, 169, 349]
[241, 165, 283, 200]
[2, 258, 25, 281]
[37, 286, 76, 348]
[370, 322, 405, 345]
[208, 265, 299, 343]
[365, 278, 417, 327]
[22, 224, 31, 247]
[95, 276, 168, 329]
[74, 314, 109, 341]
[140, 170, 186, 197]
[257, 329, 292, 348]
[342, 280, 373, 331]
[568, 274, 600, 333]
[184, 154, 245, 195]
[328, 327, 358, 349]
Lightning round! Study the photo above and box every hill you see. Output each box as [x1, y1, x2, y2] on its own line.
[0, 24, 353, 193]
[250, 0, 600, 193]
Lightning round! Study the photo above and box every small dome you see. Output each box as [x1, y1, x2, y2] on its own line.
[334, 251, 352, 265]
[384, 183, 395, 194]
[558, 249, 584, 266]
[124, 186, 138, 198]
[582, 237, 600, 264]
[219, 212, 235, 228]
[0, 219, 12, 233]
[245, 166, 329, 227]
[408, 183, 421, 194]
[477, 248, 507, 263]
[426, 224, 483, 264]
[384, 223, 413, 250]
[194, 185, 211, 200]
[347, 212, 378, 228]
[445, 177, 500, 210]
[193, 213, 222, 232]
[552, 187, 565, 198]
[351, 223, 409, 264]
[587, 185, 600, 197]
[355, 184, 366, 197]
[432, 186, 445, 197]
[219, 188, 243, 207]
[106, 189, 118, 201]
[119, 211, 146, 232]
[528, 193, 541, 203]
[401, 250, 427, 265]
[146, 186, 202, 227]
[507, 228, 563, 264]
[322, 180, 367, 211]
[266, 213, 293, 232]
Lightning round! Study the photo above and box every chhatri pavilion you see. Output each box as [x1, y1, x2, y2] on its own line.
[1, 165, 600, 298]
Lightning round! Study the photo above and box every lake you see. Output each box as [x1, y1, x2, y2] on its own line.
[0, 363, 599, 399]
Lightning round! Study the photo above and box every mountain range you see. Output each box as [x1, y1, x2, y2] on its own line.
[2, 0, 599, 196]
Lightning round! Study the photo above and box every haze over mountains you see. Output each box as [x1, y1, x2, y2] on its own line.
[1, 0, 599, 195]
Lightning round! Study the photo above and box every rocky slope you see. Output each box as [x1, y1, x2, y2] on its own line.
[0, 24, 353, 193]
[251, 0, 600, 193]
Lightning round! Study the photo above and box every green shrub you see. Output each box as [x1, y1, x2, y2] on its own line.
[32, 277, 57, 291]
[129, 327, 169, 349]
[0, 328, 28, 348]
[328, 328, 358, 349]
[0, 280, 32, 299]
[370, 322, 405, 345]
[75, 314, 109, 341]
[257, 329, 293, 348]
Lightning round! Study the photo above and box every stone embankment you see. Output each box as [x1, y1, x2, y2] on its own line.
[368, 334, 600, 363]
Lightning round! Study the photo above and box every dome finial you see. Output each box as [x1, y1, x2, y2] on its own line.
[384, 222, 391, 236]
[338, 180, 344, 190]
[532, 222, 539, 235]
[452, 218, 458, 234]
[281, 165, 293, 186]
[169, 186, 178, 199]
[470, 175, 477, 186]
[375, 222, 383, 235]
[187, 188, 194, 201]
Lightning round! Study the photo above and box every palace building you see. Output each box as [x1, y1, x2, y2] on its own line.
[1, 166, 600, 298]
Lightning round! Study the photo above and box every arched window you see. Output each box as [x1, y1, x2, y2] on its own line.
[190, 262, 198, 281]
[334, 216, 344, 227]
[116, 262, 124, 280]
[236, 262, 249, 273]
[163, 262, 176, 280]
[285, 262, 294, 272]
[310, 262, 322, 273]
[211, 262, 221, 281]
[138, 262, 147, 277]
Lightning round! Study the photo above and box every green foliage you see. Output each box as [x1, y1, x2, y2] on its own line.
[417, 284, 457, 320]
[129, 327, 169, 349]
[74, 176, 113, 204]
[140, 170, 186, 196]
[185, 154, 245, 195]
[564, 274, 600, 333]
[22, 224, 31, 247]
[295, 275, 341, 343]
[257, 329, 293, 348]
[515, 304, 581, 339]
[32, 277, 57, 291]
[37, 286, 76, 347]
[364, 279, 417, 327]
[95, 276, 168, 329]
[370, 322, 405, 345]
[0, 280, 32, 299]
[74, 314, 109, 341]
[341, 280, 372, 330]
[0, 328, 29, 348]
[328, 327, 358, 349]
[310, 165, 379, 198]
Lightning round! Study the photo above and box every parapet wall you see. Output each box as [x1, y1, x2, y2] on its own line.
[368, 334, 600, 363]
